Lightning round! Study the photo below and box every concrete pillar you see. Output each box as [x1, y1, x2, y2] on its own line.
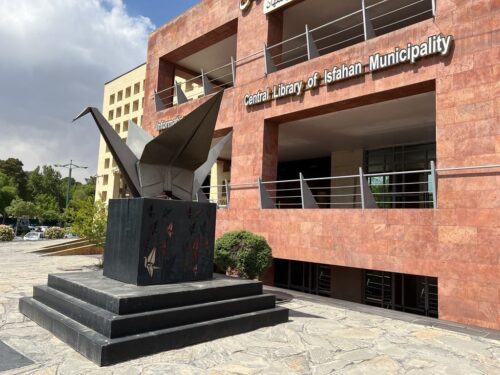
[230, 120, 279, 209]
[331, 149, 363, 208]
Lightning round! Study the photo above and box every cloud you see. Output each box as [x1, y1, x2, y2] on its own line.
[0, 0, 154, 181]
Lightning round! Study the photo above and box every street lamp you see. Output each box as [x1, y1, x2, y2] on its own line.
[54, 160, 88, 210]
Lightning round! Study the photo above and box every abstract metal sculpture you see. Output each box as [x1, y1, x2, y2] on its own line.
[73, 91, 228, 201]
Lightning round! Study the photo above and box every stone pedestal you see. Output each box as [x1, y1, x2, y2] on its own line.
[19, 272, 288, 366]
[104, 198, 216, 285]
[19, 198, 288, 366]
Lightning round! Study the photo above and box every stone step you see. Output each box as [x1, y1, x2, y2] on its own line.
[47, 271, 263, 314]
[19, 296, 288, 366]
[33, 285, 277, 338]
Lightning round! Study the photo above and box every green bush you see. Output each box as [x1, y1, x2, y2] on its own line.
[45, 226, 65, 239]
[0, 224, 15, 242]
[214, 230, 272, 279]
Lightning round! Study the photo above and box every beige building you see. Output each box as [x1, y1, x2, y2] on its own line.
[95, 64, 206, 203]
[95, 63, 147, 203]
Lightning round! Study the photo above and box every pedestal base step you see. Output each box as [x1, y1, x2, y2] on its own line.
[19, 272, 289, 366]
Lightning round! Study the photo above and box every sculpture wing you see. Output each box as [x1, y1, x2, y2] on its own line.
[73, 107, 141, 197]
[192, 131, 233, 198]
[140, 91, 224, 170]
[127, 120, 153, 159]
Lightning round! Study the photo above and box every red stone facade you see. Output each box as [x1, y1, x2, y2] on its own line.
[143, 0, 499, 329]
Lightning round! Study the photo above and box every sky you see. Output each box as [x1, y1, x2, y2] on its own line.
[0, 0, 199, 182]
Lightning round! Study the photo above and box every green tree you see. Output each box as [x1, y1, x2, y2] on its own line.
[0, 158, 28, 199]
[0, 173, 17, 223]
[28, 166, 65, 209]
[34, 194, 62, 223]
[67, 197, 107, 246]
[6, 198, 37, 218]
[71, 176, 96, 203]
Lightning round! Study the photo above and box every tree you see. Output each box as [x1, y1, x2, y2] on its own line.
[0, 158, 28, 199]
[34, 194, 62, 223]
[28, 166, 65, 209]
[0, 173, 17, 223]
[67, 197, 107, 246]
[71, 176, 96, 203]
[6, 198, 37, 218]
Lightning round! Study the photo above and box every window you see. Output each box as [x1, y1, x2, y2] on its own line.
[104, 158, 110, 169]
[123, 121, 128, 132]
[108, 110, 114, 120]
[103, 175, 109, 185]
[132, 100, 139, 112]
[122, 137, 127, 143]
[115, 123, 120, 133]
[125, 86, 131, 98]
[132, 117, 138, 125]
[105, 145, 109, 153]
[109, 94, 115, 105]
[124, 104, 130, 115]
[117, 90, 123, 101]
[134, 82, 140, 94]
[112, 159, 117, 167]
[101, 191, 107, 202]
[142, 97, 144, 108]
[116, 107, 122, 118]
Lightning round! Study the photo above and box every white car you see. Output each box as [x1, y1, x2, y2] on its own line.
[23, 231, 42, 241]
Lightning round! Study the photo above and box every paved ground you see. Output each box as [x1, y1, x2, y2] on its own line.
[0, 240, 499, 374]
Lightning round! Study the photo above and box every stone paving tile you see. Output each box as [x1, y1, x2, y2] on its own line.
[0, 240, 499, 374]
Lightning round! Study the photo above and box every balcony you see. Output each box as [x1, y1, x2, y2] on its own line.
[154, 0, 436, 112]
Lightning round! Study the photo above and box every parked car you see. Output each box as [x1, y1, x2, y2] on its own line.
[23, 231, 42, 241]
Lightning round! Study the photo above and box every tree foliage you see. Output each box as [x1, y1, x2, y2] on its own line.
[0, 159, 96, 226]
[34, 194, 62, 223]
[214, 230, 273, 280]
[28, 166, 65, 209]
[0, 172, 17, 223]
[0, 158, 28, 199]
[6, 198, 37, 218]
[67, 197, 107, 246]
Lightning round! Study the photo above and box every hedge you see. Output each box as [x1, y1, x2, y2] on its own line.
[0, 225, 15, 242]
[214, 230, 272, 280]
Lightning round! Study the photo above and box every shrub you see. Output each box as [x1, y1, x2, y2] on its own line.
[45, 226, 65, 239]
[0, 224, 14, 242]
[214, 230, 272, 279]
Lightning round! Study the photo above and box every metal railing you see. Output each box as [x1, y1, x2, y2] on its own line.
[259, 165, 436, 209]
[264, 0, 434, 72]
[153, 0, 436, 110]
[195, 180, 231, 208]
[195, 163, 500, 209]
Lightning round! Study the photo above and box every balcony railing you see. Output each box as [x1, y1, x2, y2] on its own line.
[265, 0, 435, 72]
[195, 164, 500, 209]
[154, 0, 436, 110]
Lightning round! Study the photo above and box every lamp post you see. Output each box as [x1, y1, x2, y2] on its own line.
[54, 160, 88, 210]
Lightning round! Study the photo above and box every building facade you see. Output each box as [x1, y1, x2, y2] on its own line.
[140, 0, 499, 329]
[96, 63, 147, 203]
